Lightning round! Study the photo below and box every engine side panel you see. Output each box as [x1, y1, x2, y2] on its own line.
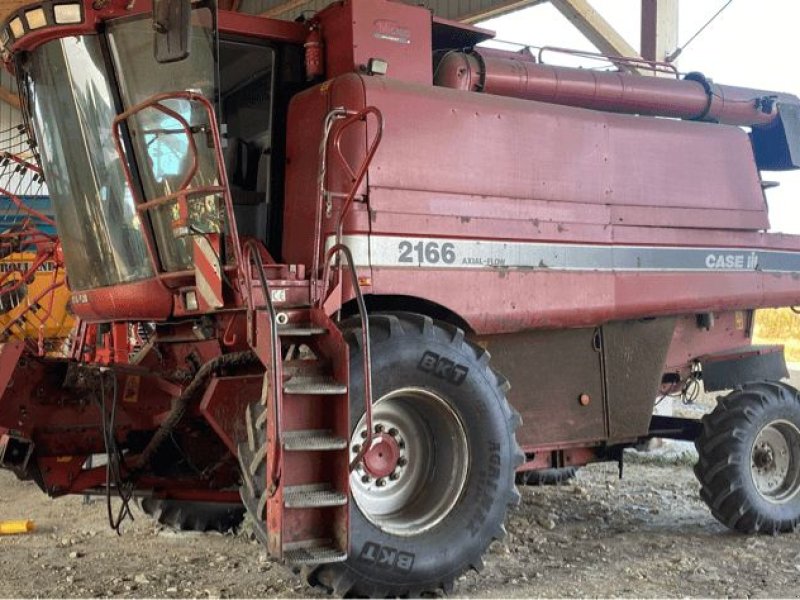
[480, 318, 675, 450]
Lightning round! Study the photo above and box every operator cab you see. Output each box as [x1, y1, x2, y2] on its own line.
[12, 0, 304, 317]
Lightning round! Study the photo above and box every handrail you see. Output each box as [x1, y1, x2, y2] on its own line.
[311, 108, 349, 303]
[312, 107, 383, 303]
[111, 91, 243, 281]
[321, 243, 374, 472]
[242, 239, 284, 493]
[330, 107, 384, 244]
[314, 109, 383, 472]
[537, 46, 680, 78]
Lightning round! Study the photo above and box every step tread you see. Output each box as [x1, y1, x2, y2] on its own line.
[278, 323, 328, 337]
[282, 430, 348, 451]
[284, 484, 347, 508]
[284, 543, 347, 565]
[283, 375, 347, 396]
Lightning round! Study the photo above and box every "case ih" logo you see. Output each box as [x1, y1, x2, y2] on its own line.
[373, 19, 411, 44]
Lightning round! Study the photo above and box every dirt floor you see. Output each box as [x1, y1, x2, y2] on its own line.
[3, 372, 800, 598]
[2, 456, 800, 599]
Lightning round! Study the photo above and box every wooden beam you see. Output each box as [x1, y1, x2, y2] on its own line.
[0, 85, 20, 110]
[459, 0, 551, 25]
[550, 0, 642, 72]
[641, 0, 678, 64]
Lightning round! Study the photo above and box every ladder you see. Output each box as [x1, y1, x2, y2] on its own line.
[242, 244, 350, 564]
[241, 106, 382, 565]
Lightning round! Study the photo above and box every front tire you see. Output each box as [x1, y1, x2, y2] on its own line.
[139, 498, 245, 533]
[516, 467, 578, 486]
[695, 382, 800, 534]
[306, 313, 523, 597]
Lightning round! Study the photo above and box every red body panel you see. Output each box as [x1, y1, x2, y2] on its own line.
[364, 78, 764, 216]
[316, 0, 432, 85]
[283, 73, 800, 335]
[71, 278, 174, 322]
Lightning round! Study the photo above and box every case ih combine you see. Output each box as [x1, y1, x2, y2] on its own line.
[1, 0, 800, 594]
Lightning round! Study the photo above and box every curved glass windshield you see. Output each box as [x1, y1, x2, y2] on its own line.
[108, 11, 222, 273]
[21, 36, 153, 291]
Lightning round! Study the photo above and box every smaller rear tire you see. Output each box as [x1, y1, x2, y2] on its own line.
[516, 467, 578, 486]
[695, 382, 800, 534]
[139, 498, 245, 533]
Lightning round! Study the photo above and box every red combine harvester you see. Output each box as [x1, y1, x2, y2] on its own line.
[2, 0, 800, 594]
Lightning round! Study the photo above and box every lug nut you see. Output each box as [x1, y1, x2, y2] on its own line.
[389, 427, 399, 436]
[375, 424, 384, 433]
[398, 457, 407, 467]
[376, 478, 386, 487]
[361, 475, 371, 484]
[360, 430, 367, 439]
[389, 472, 400, 481]
[352, 444, 361, 454]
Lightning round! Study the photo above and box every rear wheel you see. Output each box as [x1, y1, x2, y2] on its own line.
[139, 498, 245, 533]
[695, 382, 800, 534]
[516, 467, 578, 486]
[305, 313, 523, 597]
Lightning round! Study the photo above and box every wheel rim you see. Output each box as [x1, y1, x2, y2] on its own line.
[750, 419, 800, 504]
[349, 387, 469, 537]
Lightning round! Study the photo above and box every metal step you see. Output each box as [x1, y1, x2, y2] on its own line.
[283, 376, 347, 396]
[284, 484, 347, 509]
[282, 430, 348, 451]
[284, 543, 347, 565]
[278, 323, 328, 337]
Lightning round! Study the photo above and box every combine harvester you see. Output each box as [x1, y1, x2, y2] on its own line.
[0, 0, 800, 595]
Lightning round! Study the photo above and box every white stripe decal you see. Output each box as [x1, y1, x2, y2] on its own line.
[194, 236, 224, 309]
[328, 235, 800, 274]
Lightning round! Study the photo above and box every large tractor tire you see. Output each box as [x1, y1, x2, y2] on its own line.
[311, 313, 524, 596]
[516, 467, 578, 486]
[240, 313, 523, 597]
[139, 498, 245, 533]
[695, 382, 800, 534]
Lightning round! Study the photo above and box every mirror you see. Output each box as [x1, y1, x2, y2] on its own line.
[153, 0, 192, 64]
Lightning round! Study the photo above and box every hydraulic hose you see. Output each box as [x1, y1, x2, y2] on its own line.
[133, 350, 258, 471]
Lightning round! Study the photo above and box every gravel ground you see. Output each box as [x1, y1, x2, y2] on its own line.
[1, 459, 800, 598]
[2, 372, 800, 598]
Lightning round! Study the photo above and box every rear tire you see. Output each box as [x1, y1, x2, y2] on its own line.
[305, 313, 524, 597]
[139, 498, 245, 533]
[695, 381, 800, 534]
[516, 467, 577, 486]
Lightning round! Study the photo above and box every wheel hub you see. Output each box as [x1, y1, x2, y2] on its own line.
[753, 444, 775, 470]
[362, 433, 400, 479]
[349, 387, 469, 536]
[750, 419, 800, 503]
